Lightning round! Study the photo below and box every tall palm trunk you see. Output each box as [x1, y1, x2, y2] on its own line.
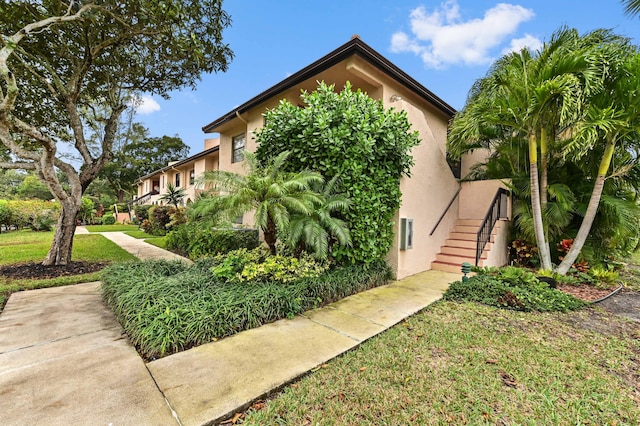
[540, 128, 549, 208]
[529, 134, 552, 270]
[556, 138, 615, 274]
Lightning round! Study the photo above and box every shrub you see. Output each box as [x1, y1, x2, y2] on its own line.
[0, 201, 12, 231]
[2, 199, 60, 230]
[141, 206, 170, 235]
[210, 248, 329, 284]
[101, 259, 391, 359]
[102, 213, 116, 225]
[444, 266, 587, 312]
[255, 82, 419, 266]
[165, 223, 260, 258]
[134, 204, 152, 222]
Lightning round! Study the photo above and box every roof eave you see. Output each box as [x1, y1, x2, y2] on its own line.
[202, 38, 455, 133]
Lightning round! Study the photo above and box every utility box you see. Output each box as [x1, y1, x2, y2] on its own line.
[400, 218, 413, 250]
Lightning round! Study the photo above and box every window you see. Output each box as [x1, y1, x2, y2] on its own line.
[189, 169, 195, 186]
[232, 133, 245, 163]
[175, 172, 181, 187]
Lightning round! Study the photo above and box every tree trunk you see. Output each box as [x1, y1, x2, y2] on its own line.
[43, 200, 79, 266]
[264, 215, 277, 255]
[555, 140, 615, 275]
[529, 134, 552, 270]
[540, 128, 549, 208]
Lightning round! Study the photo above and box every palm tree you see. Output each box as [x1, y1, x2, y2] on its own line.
[449, 28, 627, 272]
[450, 28, 591, 269]
[192, 151, 324, 255]
[556, 48, 640, 274]
[287, 175, 352, 259]
[622, 0, 640, 16]
[159, 183, 186, 208]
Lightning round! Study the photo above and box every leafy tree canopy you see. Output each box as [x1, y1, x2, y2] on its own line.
[0, 0, 233, 265]
[100, 123, 190, 201]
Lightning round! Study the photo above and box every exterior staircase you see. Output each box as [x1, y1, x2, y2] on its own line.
[431, 219, 502, 273]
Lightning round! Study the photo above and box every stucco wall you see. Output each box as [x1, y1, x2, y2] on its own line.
[460, 148, 491, 179]
[459, 179, 510, 220]
[391, 99, 460, 279]
[485, 219, 511, 267]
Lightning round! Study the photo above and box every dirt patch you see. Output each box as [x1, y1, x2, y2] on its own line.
[557, 283, 617, 302]
[0, 261, 107, 280]
[596, 289, 640, 323]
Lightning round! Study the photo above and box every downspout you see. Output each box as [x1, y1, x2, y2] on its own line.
[235, 111, 248, 125]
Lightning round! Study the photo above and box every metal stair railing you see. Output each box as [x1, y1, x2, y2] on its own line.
[128, 190, 157, 207]
[475, 188, 509, 266]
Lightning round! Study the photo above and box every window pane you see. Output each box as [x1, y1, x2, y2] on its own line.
[232, 134, 245, 163]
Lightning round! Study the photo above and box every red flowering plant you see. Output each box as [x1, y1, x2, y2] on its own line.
[556, 238, 589, 272]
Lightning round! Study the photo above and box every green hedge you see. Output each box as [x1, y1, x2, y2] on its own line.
[165, 223, 260, 259]
[101, 259, 391, 359]
[254, 82, 419, 266]
[443, 266, 587, 312]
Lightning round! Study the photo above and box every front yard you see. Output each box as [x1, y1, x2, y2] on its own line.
[240, 301, 640, 425]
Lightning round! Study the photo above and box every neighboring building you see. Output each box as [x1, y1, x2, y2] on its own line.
[132, 138, 220, 206]
[132, 36, 510, 279]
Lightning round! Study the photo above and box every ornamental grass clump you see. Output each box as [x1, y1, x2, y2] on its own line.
[101, 257, 391, 359]
[444, 266, 587, 312]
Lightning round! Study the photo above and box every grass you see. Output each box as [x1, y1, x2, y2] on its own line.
[144, 237, 167, 249]
[619, 251, 640, 292]
[0, 230, 134, 265]
[84, 224, 139, 232]
[242, 301, 640, 425]
[123, 230, 152, 239]
[0, 229, 136, 310]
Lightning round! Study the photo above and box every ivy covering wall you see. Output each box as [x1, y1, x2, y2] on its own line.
[255, 82, 420, 265]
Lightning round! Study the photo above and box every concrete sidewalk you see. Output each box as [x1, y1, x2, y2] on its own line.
[97, 231, 192, 262]
[0, 282, 178, 426]
[0, 229, 458, 425]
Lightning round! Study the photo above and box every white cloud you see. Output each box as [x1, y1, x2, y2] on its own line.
[501, 33, 543, 54]
[390, 1, 540, 68]
[135, 95, 161, 115]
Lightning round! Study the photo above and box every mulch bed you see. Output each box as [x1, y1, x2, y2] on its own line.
[0, 261, 107, 280]
[557, 283, 618, 302]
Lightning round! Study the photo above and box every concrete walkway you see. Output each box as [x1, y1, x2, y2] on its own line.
[0, 230, 458, 425]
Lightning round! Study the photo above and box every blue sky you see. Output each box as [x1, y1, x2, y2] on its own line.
[135, 1, 640, 156]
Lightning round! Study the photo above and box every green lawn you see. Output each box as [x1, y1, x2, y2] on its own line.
[0, 230, 136, 310]
[242, 301, 640, 425]
[123, 230, 151, 239]
[85, 224, 139, 232]
[144, 236, 167, 249]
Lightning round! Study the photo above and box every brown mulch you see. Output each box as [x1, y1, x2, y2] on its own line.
[557, 283, 619, 302]
[0, 261, 107, 280]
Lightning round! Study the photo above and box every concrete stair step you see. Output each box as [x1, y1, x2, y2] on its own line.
[431, 261, 465, 274]
[449, 232, 495, 242]
[435, 253, 485, 265]
[441, 246, 488, 257]
[457, 219, 483, 227]
[445, 239, 490, 249]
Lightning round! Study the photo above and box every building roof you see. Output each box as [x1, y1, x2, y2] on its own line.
[202, 37, 456, 133]
[135, 145, 220, 183]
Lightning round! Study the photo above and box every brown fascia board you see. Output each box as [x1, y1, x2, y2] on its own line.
[202, 37, 456, 133]
[135, 145, 220, 183]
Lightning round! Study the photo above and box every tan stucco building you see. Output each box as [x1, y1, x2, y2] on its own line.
[134, 37, 510, 279]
